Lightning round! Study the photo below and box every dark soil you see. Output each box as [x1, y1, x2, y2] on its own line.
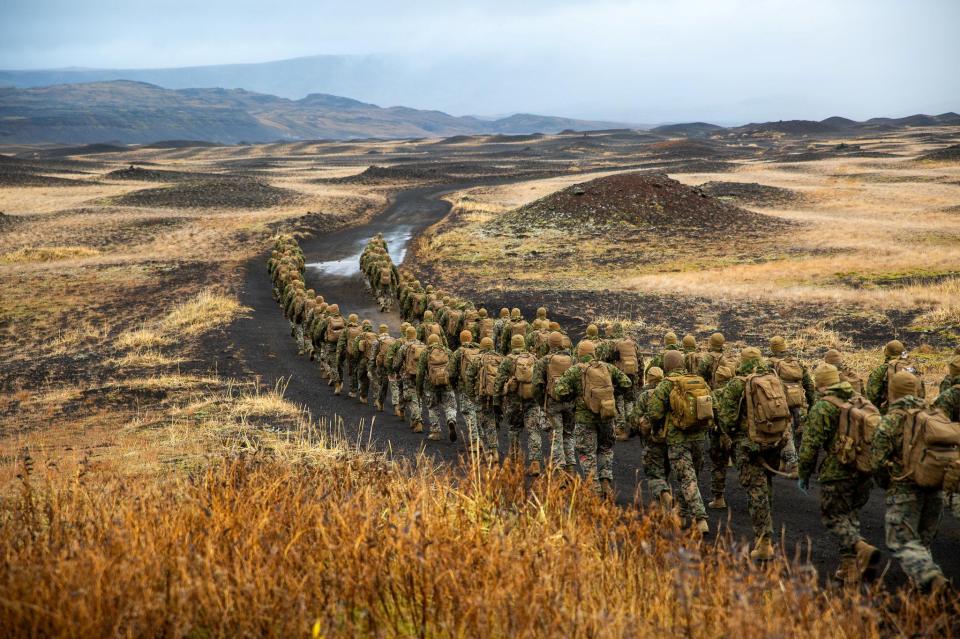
[918, 144, 960, 162]
[113, 178, 300, 209]
[105, 166, 223, 182]
[698, 181, 805, 206]
[318, 161, 570, 186]
[141, 140, 222, 149]
[0, 154, 94, 186]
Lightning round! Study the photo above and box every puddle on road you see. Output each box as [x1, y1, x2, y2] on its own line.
[306, 225, 413, 277]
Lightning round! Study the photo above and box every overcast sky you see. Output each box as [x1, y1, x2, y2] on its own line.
[1, 0, 958, 123]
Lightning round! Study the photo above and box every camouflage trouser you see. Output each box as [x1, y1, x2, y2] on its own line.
[577, 419, 615, 492]
[709, 429, 733, 500]
[644, 438, 670, 499]
[377, 288, 393, 311]
[357, 360, 372, 400]
[545, 400, 576, 469]
[820, 475, 873, 558]
[734, 441, 781, 542]
[459, 392, 480, 450]
[949, 493, 960, 521]
[423, 383, 457, 434]
[615, 380, 638, 437]
[347, 355, 363, 394]
[781, 421, 798, 469]
[503, 397, 543, 462]
[289, 319, 297, 338]
[388, 376, 401, 409]
[400, 378, 422, 426]
[294, 324, 306, 353]
[884, 483, 944, 589]
[321, 343, 338, 381]
[476, 403, 500, 452]
[668, 440, 707, 522]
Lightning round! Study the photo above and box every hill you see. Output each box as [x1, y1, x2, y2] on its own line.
[0, 81, 627, 144]
[728, 112, 960, 137]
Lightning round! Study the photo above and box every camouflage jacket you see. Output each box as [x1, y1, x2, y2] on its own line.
[933, 381, 960, 421]
[715, 361, 777, 453]
[416, 344, 453, 394]
[499, 320, 530, 354]
[385, 338, 406, 375]
[631, 383, 659, 433]
[870, 395, 928, 486]
[491, 318, 509, 353]
[465, 349, 499, 406]
[552, 355, 633, 427]
[696, 349, 727, 388]
[866, 358, 896, 412]
[645, 345, 681, 375]
[392, 339, 425, 378]
[449, 342, 481, 396]
[417, 321, 447, 346]
[798, 382, 861, 484]
[646, 370, 707, 444]
[532, 348, 574, 404]
[597, 337, 640, 374]
[335, 322, 362, 363]
[314, 313, 342, 345]
[940, 374, 960, 395]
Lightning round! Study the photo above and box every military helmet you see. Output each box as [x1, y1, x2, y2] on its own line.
[536, 307, 547, 319]
[510, 334, 526, 350]
[586, 324, 599, 338]
[327, 303, 340, 314]
[478, 308, 488, 318]
[549, 321, 561, 331]
[682, 334, 697, 349]
[890, 370, 919, 400]
[361, 319, 372, 329]
[460, 329, 473, 344]
[603, 322, 616, 338]
[663, 350, 684, 372]
[769, 336, 787, 354]
[708, 332, 725, 350]
[499, 307, 510, 319]
[405, 326, 418, 340]
[348, 313, 359, 323]
[427, 334, 441, 346]
[824, 349, 842, 366]
[305, 289, 315, 298]
[318, 302, 329, 313]
[510, 308, 522, 321]
[480, 337, 494, 350]
[423, 310, 434, 321]
[379, 324, 390, 334]
[664, 331, 678, 346]
[548, 331, 564, 349]
[646, 366, 664, 384]
[577, 340, 596, 358]
[315, 295, 325, 304]
[884, 340, 905, 358]
[814, 364, 840, 390]
[400, 321, 411, 332]
[425, 284, 434, 293]
[740, 346, 761, 363]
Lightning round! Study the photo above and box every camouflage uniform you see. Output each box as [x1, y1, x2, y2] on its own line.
[634, 379, 670, 498]
[494, 346, 543, 463]
[498, 317, 530, 355]
[467, 346, 503, 457]
[450, 339, 483, 451]
[416, 342, 458, 439]
[646, 368, 709, 524]
[368, 328, 394, 410]
[766, 348, 816, 469]
[870, 395, 945, 590]
[316, 311, 344, 384]
[553, 353, 632, 492]
[336, 319, 364, 397]
[533, 344, 577, 470]
[866, 347, 926, 414]
[598, 326, 642, 440]
[384, 335, 407, 415]
[393, 335, 425, 429]
[491, 310, 511, 355]
[933, 381, 960, 521]
[798, 382, 874, 562]
[352, 322, 376, 402]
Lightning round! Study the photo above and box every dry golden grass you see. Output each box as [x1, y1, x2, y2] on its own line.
[0, 245, 100, 263]
[160, 289, 248, 336]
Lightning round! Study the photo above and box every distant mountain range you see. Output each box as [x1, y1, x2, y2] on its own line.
[0, 81, 629, 144]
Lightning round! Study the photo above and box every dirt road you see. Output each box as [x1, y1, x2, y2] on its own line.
[233, 183, 960, 586]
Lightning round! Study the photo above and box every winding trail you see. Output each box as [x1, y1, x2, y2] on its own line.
[233, 182, 959, 585]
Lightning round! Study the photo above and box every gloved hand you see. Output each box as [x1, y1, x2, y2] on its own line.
[797, 477, 809, 494]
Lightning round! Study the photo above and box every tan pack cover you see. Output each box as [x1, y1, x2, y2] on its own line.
[840, 370, 865, 395]
[708, 352, 738, 388]
[446, 310, 463, 335]
[325, 315, 345, 343]
[547, 353, 574, 400]
[668, 375, 713, 431]
[774, 357, 807, 409]
[423, 322, 443, 338]
[460, 345, 481, 382]
[346, 325, 362, 356]
[510, 320, 529, 338]
[685, 351, 705, 377]
[379, 265, 392, 285]
[744, 371, 791, 447]
[477, 352, 503, 398]
[899, 407, 960, 489]
[427, 347, 450, 386]
[510, 353, 537, 399]
[885, 358, 926, 407]
[582, 361, 616, 419]
[477, 318, 495, 340]
[359, 331, 379, 355]
[616, 339, 640, 375]
[404, 342, 426, 377]
[824, 395, 881, 473]
[376, 336, 396, 367]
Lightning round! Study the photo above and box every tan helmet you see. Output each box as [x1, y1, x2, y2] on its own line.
[548, 332, 564, 349]
[315, 295, 325, 304]
[586, 324, 599, 338]
[708, 332, 725, 350]
[361, 319, 372, 329]
[405, 326, 418, 340]
[814, 364, 840, 390]
[327, 303, 340, 314]
[318, 302, 329, 313]
[499, 307, 510, 319]
[423, 310, 434, 321]
[510, 334, 525, 351]
[664, 331, 678, 346]
[427, 334, 441, 346]
[889, 370, 919, 401]
[824, 349, 842, 366]
[400, 321, 411, 332]
[511, 308, 522, 321]
[480, 337, 494, 350]
[577, 340, 596, 358]
[769, 336, 787, 354]
[950, 355, 960, 377]
[603, 322, 616, 338]
[460, 330, 473, 344]
[884, 340, 905, 358]
[682, 334, 697, 349]
[425, 284, 434, 293]
[549, 321, 561, 331]
[379, 324, 389, 334]
[646, 366, 664, 385]
[741, 346, 761, 363]
[478, 308, 488, 318]
[306, 289, 315, 298]
[348, 313, 359, 324]
[536, 306, 547, 319]
[663, 350, 685, 372]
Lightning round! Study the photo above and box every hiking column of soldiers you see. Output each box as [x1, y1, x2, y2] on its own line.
[268, 233, 960, 597]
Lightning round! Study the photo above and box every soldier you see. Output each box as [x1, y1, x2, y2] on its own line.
[498, 308, 529, 355]
[798, 364, 881, 585]
[870, 372, 949, 595]
[369, 324, 394, 412]
[697, 333, 737, 510]
[553, 340, 632, 497]
[646, 331, 681, 374]
[646, 350, 711, 534]
[354, 320, 380, 404]
[373, 258, 399, 312]
[715, 346, 789, 561]
[535, 306, 549, 325]
[939, 354, 960, 394]
[336, 314, 365, 398]
[495, 334, 544, 474]
[527, 319, 553, 357]
[471, 308, 495, 344]
[417, 310, 447, 346]
[766, 335, 815, 472]
[866, 340, 926, 413]
[636, 367, 667, 504]
[302, 295, 325, 360]
[533, 331, 576, 472]
[385, 322, 412, 418]
[575, 323, 603, 357]
[467, 336, 504, 463]
[681, 334, 704, 375]
[824, 349, 865, 396]
[491, 307, 511, 354]
[450, 330, 483, 454]
[550, 321, 573, 350]
[416, 334, 458, 441]
[317, 303, 344, 387]
[932, 359, 960, 522]
[393, 326, 426, 433]
[598, 322, 642, 441]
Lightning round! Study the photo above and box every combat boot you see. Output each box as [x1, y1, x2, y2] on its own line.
[412, 421, 424, 434]
[394, 405, 403, 418]
[614, 426, 629, 442]
[750, 536, 775, 562]
[447, 420, 457, 442]
[358, 393, 367, 404]
[600, 478, 614, 501]
[527, 460, 542, 477]
[708, 495, 727, 510]
[334, 382, 342, 395]
[658, 491, 673, 510]
[834, 557, 859, 587]
[696, 519, 710, 535]
[427, 431, 441, 441]
[486, 449, 500, 464]
[374, 399, 383, 411]
[327, 376, 335, 387]
[348, 390, 356, 399]
[854, 540, 881, 582]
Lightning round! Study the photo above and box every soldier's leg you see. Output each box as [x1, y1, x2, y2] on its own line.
[614, 395, 627, 440]
[780, 420, 798, 470]
[525, 404, 544, 465]
[668, 441, 707, 523]
[440, 387, 458, 440]
[644, 441, 671, 500]
[403, 381, 422, 428]
[577, 422, 600, 492]
[820, 478, 869, 559]
[349, 357, 362, 396]
[425, 387, 442, 436]
[918, 489, 944, 549]
[735, 444, 775, 543]
[504, 399, 524, 458]
[884, 486, 944, 588]
[461, 394, 481, 451]
[562, 408, 577, 469]
[709, 430, 729, 502]
[389, 377, 401, 415]
[294, 324, 305, 354]
[546, 403, 565, 468]
[319, 344, 332, 378]
[596, 419, 615, 486]
[478, 406, 499, 456]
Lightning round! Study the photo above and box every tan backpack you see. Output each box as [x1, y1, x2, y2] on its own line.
[709, 352, 738, 388]
[346, 325, 363, 356]
[896, 407, 960, 489]
[885, 358, 926, 408]
[582, 361, 616, 419]
[427, 347, 450, 386]
[376, 336, 396, 367]
[477, 352, 503, 398]
[478, 318, 495, 340]
[423, 322, 443, 338]
[616, 339, 639, 375]
[774, 357, 807, 409]
[685, 351, 705, 377]
[743, 371, 792, 447]
[510, 320, 529, 338]
[379, 265, 392, 286]
[668, 375, 714, 431]
[325, 316, 345, 343]
[547, 353, 574, 401]
[509, 352, 537, 399]
[823, 395, 881, 473]
[404, 342, 426, 376]
[840, 369, 865, 395]
[358, 331, 379, 355]
[446, 310, 463, 335]
[460, 345, 481, 382]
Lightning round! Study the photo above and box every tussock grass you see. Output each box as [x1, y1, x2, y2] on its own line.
[0, 245, 100, 263]
[112, 350, 185, 368]
[114, 325, 171, 351]
[160, 289, 248, 336]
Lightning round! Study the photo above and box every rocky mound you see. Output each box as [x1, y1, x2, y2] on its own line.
[106, 166, 221, 182]
[0, 155, 90, 187]
[698, 181, 804, 206]
[114, 177, 299, 209]
[648, 139, 725, 159]
[497, 171, 793, 239]
[918, 144, 960, 162]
